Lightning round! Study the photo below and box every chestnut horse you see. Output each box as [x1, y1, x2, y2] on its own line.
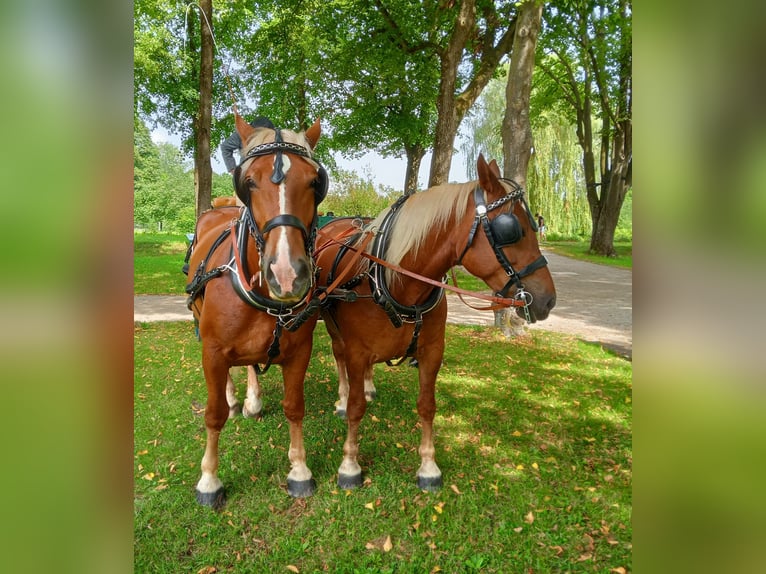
[185, 114, 327, 507]
[314, 154, 557, 490]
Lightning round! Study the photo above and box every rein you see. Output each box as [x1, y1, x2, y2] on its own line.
[326, 237, 527, 309]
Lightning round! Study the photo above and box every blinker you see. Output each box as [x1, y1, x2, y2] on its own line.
[490, 212, 523, 246]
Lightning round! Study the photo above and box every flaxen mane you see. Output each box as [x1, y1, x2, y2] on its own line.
[365, 182, 475, 283]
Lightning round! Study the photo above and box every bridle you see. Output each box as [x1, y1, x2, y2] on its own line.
[232, 130, 329, 258]
[457, 179, 549, 318]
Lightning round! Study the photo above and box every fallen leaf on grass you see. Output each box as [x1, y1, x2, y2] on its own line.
[450, 484, 461, 495]
[286, 566, 299, 573]
[197, 567, 217, 574]
[524, 511, 534, 524]
[610, 568, 627, 574]
[550, 545, 564, 556]
[365, 535, 393, 552]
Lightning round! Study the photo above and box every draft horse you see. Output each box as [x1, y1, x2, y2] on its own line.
[185, 114, 327, 507]
[314, 154, 556, 490]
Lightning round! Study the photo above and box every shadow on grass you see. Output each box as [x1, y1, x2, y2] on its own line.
[134, 322, 631, 573]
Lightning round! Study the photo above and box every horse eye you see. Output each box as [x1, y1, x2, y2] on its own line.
[246, 179, 257, 190]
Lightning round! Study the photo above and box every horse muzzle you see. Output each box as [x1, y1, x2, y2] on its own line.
[515, 291, 556, 323]
[263, 253, 312, 303]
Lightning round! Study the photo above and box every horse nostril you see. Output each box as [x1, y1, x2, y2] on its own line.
[546, 294, 557, 311]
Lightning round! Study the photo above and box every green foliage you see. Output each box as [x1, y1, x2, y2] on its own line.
[134, 114, 238, 233]
[615, 187, 632, 242]
[527, 111, 593, 239]
[461, 72, 594, 240]
[321, 168, 400, 218]
[134, 321, 632, 572]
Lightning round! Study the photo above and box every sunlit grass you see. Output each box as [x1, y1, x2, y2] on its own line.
[544, 240, 632, 269]
[135, 321, 631, 572]
[134, 232, 190, 294]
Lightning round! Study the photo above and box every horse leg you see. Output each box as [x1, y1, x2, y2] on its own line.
[336, 354, 374, 418]
[414, 351, 443, 491]
[242, 365, 264, 419]
[226, 370, 241, 419]
[334, 353, 349, 418]
[281, 347, 316, 498]
[363, 364, 376, 403]
[196, 352, 230, 508]
[337, 356, 368, 489]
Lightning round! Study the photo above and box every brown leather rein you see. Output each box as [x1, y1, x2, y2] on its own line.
[314, 230, 527, 310]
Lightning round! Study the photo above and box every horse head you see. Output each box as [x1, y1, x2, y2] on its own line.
[459, 154, 556, 322]
[232, 114, 326, 303]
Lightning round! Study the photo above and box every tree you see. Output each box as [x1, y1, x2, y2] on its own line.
[428, 0, 518, 187]
[536, 0, 632, 256]
[502, 0, 543, 187]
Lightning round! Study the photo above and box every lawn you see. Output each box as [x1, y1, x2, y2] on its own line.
[135, 322, 632, 573]
[543, 241, 632, 270]
[134, 232, 190, 295]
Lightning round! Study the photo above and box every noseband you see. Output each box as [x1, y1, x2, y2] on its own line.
[457, 180, 548, 312]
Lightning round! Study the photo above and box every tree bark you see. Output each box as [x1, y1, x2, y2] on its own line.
[429, 0, 475, 188]
[404, 143, 425, 194]
[428, 1, 517, 188]
[502, 0, 543, 188]
[194, 0, 214, 218]
[496, 0, 542, 332]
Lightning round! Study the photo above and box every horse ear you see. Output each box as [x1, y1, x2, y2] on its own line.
[488, 159, 501, 178]
[235, 113, 255, 145]
[477, 154, 505, 198]
[304, 117, 321, 150]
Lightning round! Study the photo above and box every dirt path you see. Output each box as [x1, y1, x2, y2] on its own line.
[134, 249, 632, 359]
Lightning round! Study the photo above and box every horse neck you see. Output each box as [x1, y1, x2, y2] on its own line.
[385, 209, 463, 304]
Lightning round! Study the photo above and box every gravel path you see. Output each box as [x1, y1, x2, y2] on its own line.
[134, 249, 632, 359]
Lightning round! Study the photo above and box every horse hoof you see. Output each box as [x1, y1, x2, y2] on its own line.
[242, 408, 263, 420]
[335, 408, 347, 419]
[417, 475, 443, 491]
[338, 472, 363, 490]
[287, 478, 317, 498]
[365, 391, 377, 403]
[228, 405, 242, 419]
[196, 487, 226, 509]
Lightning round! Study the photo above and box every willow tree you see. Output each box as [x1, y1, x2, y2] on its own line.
[537, 0, 632, 256]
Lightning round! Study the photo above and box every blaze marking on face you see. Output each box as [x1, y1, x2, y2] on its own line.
[271, 155, 297, 294]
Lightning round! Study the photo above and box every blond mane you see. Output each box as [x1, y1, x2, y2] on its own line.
[364, 182, 476, 282]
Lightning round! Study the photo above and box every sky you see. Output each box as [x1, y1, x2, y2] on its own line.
[151, 126, 472, 192]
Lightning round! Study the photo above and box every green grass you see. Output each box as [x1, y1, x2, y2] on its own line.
[135, 322, 632, 573]
[134, 232, 190, 295]
[543, 240, 632, 270]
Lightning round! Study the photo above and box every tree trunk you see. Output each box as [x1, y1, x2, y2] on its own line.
[429, 0, 475, 188]
[428, 1, 517, 188]
[194, 0, 214, 218]
[589, 120, 631, 256]
[496, 0, 542, 335]
[404, 143, 425, 194]
[502, 0, 543, 186]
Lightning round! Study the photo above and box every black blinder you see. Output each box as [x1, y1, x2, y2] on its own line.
[314, 165, 328, 205]
[490, 212, 523, 246]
